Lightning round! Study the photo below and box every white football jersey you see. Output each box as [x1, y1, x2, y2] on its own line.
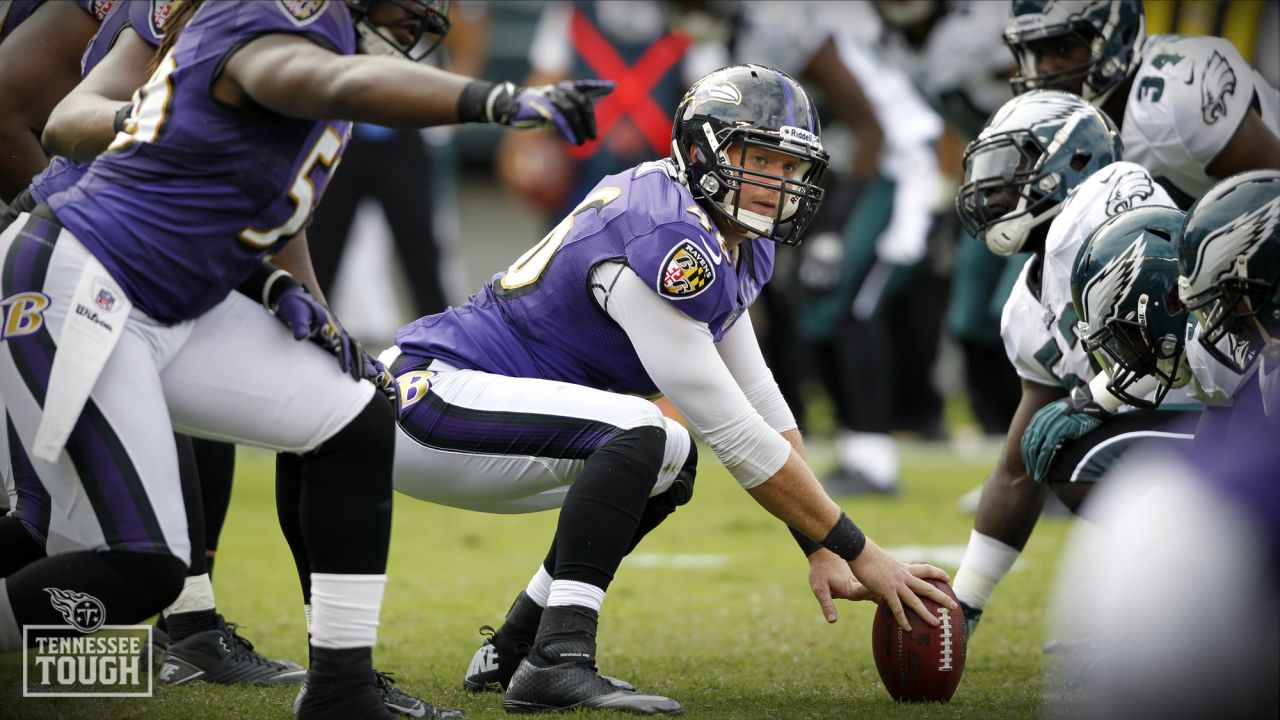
[1122, 34, 1280, 204]
[1184, 323, 1251, 407]
[1001, 162, 1176, 394]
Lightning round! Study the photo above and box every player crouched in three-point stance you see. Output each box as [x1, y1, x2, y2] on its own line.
[384, 64, 956, 715]
[0, 0, 612, 718]
[949, 90, 1205, 641]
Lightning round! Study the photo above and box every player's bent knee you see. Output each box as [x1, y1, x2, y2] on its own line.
[316, 392, 396, 468]
[99, 550, 188, 620]
[648, 417, 693, 501]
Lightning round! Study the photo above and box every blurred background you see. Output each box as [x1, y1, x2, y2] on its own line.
[327, 0, 1279, 485]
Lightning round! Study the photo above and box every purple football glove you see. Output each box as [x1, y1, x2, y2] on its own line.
[272, 285, 364, 381]
[486, 79, 616, 145]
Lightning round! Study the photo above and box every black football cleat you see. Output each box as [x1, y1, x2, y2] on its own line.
[502, 637, 679, 716]
[465, 625, 636, 695]
[295, 669, 463, 719]
[159, 615, 305, 686]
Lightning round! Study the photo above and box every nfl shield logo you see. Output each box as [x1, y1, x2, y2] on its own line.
[95, 288, 116, 312]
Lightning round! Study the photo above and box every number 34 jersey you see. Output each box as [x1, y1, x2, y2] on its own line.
[396, 159, 775, 396]
[47, 0, 355, 323]
[1122, 34, 1280, 205]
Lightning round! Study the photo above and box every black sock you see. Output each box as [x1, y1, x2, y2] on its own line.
[299, 395, 395, 575]
[309, 645, 374, 684]
[192, 438, 235, 579]
[276, 453, 311, 604]
[551, 426, 664, 590]
[494, 591, 543, 655]
[174, 434, 208, 578]
[166, 609, 220, 642]
[532, 605, 599, 666]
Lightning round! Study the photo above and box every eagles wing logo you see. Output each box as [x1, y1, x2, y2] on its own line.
[277, 0, 327, 26]
[1190, 194, 1280, 286]
[1201, 50, 1238, 124]
[658, 240, 716, 299]
[1106, 170, 1155, 216]
[45, 587, 106, 633]
[1082, 237, 1146, 329]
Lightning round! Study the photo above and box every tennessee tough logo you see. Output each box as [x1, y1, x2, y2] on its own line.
[658, 240, 715, 299]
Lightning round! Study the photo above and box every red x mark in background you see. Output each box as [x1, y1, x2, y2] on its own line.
[568, 10, 691, 160]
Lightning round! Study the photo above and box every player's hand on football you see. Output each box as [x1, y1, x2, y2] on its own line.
[849, 539, 955, 631]
[807, 549, 876, 623]
[486, 79, 616, 146]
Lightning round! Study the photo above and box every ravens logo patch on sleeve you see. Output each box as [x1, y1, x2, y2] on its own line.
[658, 240, 716, 299]
[277, 0, 327, 26]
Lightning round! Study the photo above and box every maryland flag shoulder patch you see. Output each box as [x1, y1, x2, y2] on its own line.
[657, 240, 716, 299]
[276, 0, 327, 26]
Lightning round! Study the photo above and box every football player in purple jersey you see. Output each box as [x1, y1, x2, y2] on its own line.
[0, 0, 115, 202]
[382, 64, 956, 714]
[0, 2, 610, 719]
[0, 0, 318, 690]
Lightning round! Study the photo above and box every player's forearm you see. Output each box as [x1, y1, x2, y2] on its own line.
[0, 128, 46, 202]
[747, 448, 844, 543]
[41, 98, 123, 163]
[322, 56, 472, 127]
[271, 231, 327, 304]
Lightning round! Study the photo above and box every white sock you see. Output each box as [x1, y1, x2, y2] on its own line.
[545, 580, 605, 613]
[309, 573, 386, 650]
[304, 603, 313, 635]
[0, 579, 20, 652]
[162, 574, 216, 617]
[953, 530, 1021, 610]
[525, 566, 552, 607]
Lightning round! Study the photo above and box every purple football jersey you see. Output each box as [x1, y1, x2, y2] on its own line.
[0, 1, 115, 42]
[396, 160, 775, 395]
[30, 0, 170, 206]
[48, 0, 355, 322]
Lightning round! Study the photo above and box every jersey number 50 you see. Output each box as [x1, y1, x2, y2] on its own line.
[496, 186, 622, 296]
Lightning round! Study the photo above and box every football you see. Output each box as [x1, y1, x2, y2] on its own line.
[870, 578, 966, 702]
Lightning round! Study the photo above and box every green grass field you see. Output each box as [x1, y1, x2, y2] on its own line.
[2, 440, 1074, 719]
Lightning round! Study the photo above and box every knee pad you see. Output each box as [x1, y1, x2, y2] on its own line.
[666, 440, 697, 507]
[648, 417, 694, 501]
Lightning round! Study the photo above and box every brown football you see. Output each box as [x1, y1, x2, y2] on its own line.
[871, 578, 966, 702]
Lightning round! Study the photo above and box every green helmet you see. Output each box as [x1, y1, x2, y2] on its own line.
[1072, 206, 1189, 408]
[1005, 0, 1146, 102]
[1177, 170, 1280, 375]
[957, 89, 1122, 256]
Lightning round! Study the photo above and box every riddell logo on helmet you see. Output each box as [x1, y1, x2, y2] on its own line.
[779, 126, 819, 150]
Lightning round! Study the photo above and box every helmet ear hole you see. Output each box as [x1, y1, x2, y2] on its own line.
[1070, 150, 1092, 171]
[1165, 286, 1184, 314]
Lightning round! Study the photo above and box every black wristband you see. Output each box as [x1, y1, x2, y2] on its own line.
[820, 512, 866, 561]
[457, 79, 498, 124]
[236, 261, 299, 310]
[112, 103, 133, 134]
[789, 526, 823, 557]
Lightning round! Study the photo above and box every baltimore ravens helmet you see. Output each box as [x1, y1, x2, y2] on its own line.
[671, 64, 830, 246]
[345, 0, 450, 61]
